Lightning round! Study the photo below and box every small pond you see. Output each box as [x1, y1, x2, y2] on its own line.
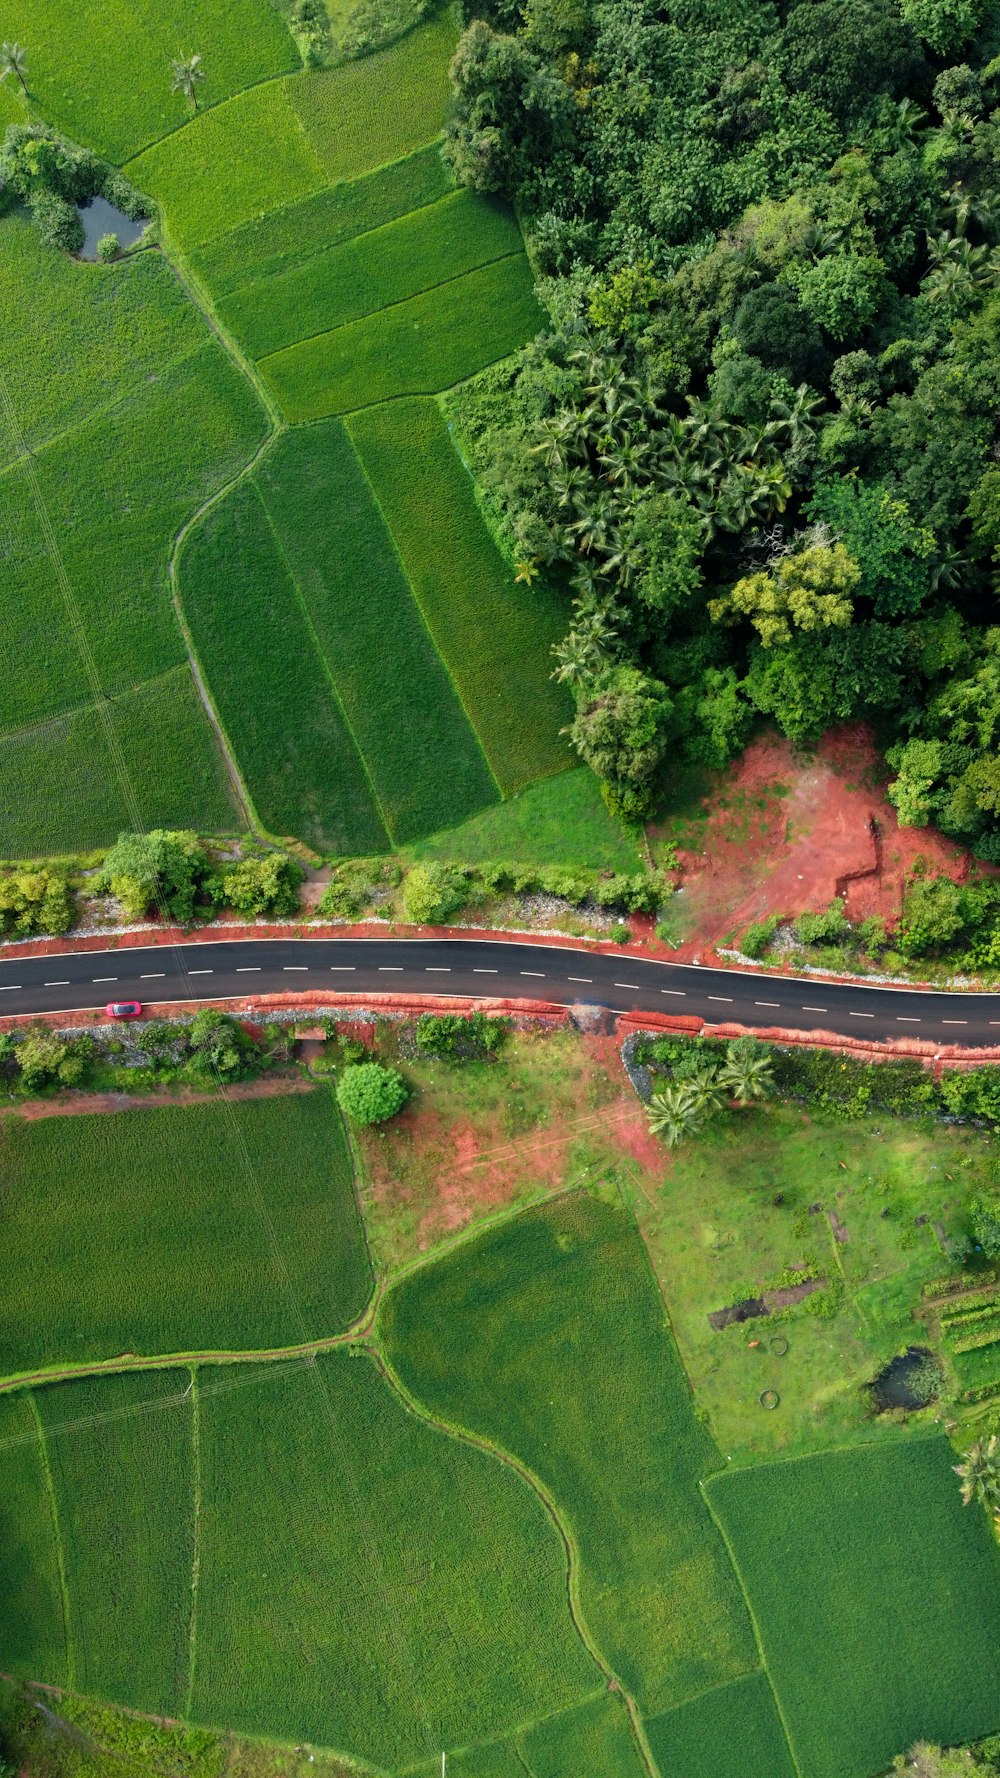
[76, 195, 148, 261]
[869, 1345, 942, 1413]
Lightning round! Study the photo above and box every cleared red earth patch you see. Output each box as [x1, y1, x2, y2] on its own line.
[655, 723, 979, 958]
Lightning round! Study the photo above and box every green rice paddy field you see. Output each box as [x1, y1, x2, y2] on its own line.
[3, 1091, 1000, 1776]
[1, 6, 577, 859]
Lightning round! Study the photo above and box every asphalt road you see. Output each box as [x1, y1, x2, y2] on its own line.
[1, 935, 998, 1047]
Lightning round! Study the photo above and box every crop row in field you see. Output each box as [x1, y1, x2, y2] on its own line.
[379, 1191, 758, 1715]
[260, 253, 543, 417]
[706, 1438, 1000, 1778]
[0, 1089, 371, 1374]
[190, 144, 453, 296]
[219, 190, 523, 361]
[348, 399, 572, 796]
[0, 668, 237, 856]
[409, 764, 644, 871]
[0, 1351, 599, 1768]
[129, 16, 456, 251]
[645, 1671, 797, 1778]
[179, 473, 390, 854]
[253, 421, 499, 840]
[0, 0, 298, 163]
[412, 1691, 646, 1777]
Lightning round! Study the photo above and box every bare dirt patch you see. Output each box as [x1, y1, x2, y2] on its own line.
[654, 723, 977, 958]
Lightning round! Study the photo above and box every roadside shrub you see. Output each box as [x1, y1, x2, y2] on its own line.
[97, 829, 211, 923]
[793, 899, 850, 945]
[415, 1012, 509, 1060]
[857, 914, 888, 954]
[739, 915, 780, 958]
[610, 921, 632, 943]
[15, 1029, 92, 1091]
[317, 876, 365, 919]
[96, 231, 119, 262]
[401, 862, 467, 924]
[939, 1069, 1000, 1124]
[336, 1060, 408, 1124]
[0, 868, 72, 936]
[224, 852, 304, 918]
[187, 1009, 261, 1079]
[898, 872, 967, 958]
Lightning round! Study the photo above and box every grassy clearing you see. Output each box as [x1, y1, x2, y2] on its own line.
[380, 1192, 756, 1714]
[192, 1351, 597, 1764]
[355, 1023, 653, 1273]
[632, 1106, 996, 1461]
[287, 13, 456, 181]
[254, 421, 498, 841]
[38, 1372, 194, 1714]
[706, 1437, 1000, 1778]
[128, 84, 327, 250]
[0, 215, 203, 465]
[0, 667, 237, 856]
[260, 253, 543, 416]
[0, 1391, 67, 1682]
[3, 0, 297, 162]
[409, 765, 643, 870]
[220, 191, 523, 360]
[180, 476, 389, 854]
[190, 145, 452, 296]
[645, 1671, 797, 1778]
[348, 399, 572, 794]
[0, 1090, 371, 1372]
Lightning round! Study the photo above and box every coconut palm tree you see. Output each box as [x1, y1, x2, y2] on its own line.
[719, 1040, 774, 1106]
[0, 42, 28, 94]
[954, 1435, 1000, 1509]
[646, 1082, 708, 1148]
[171, 53, 206, 108]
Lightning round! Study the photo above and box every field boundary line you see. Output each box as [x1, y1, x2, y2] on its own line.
[342, 419, 503, 802]
[369, 1342, 660, 1778]
[161, 241, 290, 836]
[254, 246, 527, 364]
[0, 662, 196, 751]
[251, 478, 393, 844]
[27, 1391, 75, 1689]
[699, 1485, 804, 1778]
[211, 173, 458, 301]
[0, 1324, 377, 1403]
[184, 1365, 201, 1718]
[119, 61, 307, 171]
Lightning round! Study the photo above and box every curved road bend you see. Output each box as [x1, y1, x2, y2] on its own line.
[0, 936, 998, 1047]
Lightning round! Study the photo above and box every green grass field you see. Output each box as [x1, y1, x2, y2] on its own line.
[38, 1371, 195, 1714]
[130, 18, 455, 251]
[179, 476, 390, 853]
[0, 1391, 67, 1682]
[645, 1671, 797, 1778]
[253, 421, 499, 840]
[706, 1438, 1000, 1778]
[380, 1191, 757, 1715]
[0, 669, 237, 855]
[219, 191, 523, 360]
[409, 765, 643, 870]
[0, 1090, 372, 1372]
[190, 144, 453, 296]
[349, 399, 572, 795]
[192, 1350, 597, 1764]
[260, 254, 543, 417]
[287, 13, 455, 180]
[1, 0, 298, 162]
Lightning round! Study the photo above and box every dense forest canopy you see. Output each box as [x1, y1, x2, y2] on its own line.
[444, 0, 1000, 858]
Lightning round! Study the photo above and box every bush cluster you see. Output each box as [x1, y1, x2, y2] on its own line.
[0, 868, 72, 937]
[414, 1011, 509, 1060]
[96, 832, 304, 925]
[398, 858, 668, 926]
[0, 123, 148, 254]
[336, 1060, 408, 1125]
[0, 1011, 292, 1097]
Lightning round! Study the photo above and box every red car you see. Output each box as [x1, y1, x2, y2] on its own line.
[106, 1001, 142, 1019]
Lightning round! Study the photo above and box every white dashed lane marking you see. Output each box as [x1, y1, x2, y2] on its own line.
[425, 967, 451, 972]
[379, 967, 403, 972]
[615, 982, 640, 990]
[755, 1001, 780, 1008]
[283, 966, 308, 972]
[661, 989, 685, 996]
[0, 984, 22, 990]
[568, 976, 592, 983]
[44, 980, 69, 987]
[236, 967, 260, 973]
[188, 970, 213, 976]
[473, 968, 497, 973]
[521, 971, 546, 977]
[896, 1016, 920, 1023]
[708, 995, 732, 1003]
[802, 1006, 827, 1012]
[140, 973, 165, 979]
[849, 1011, 874, 1018]
[330, 966, 355, 972]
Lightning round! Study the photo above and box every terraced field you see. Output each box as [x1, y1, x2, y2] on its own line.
[2, 7, 570, 858]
